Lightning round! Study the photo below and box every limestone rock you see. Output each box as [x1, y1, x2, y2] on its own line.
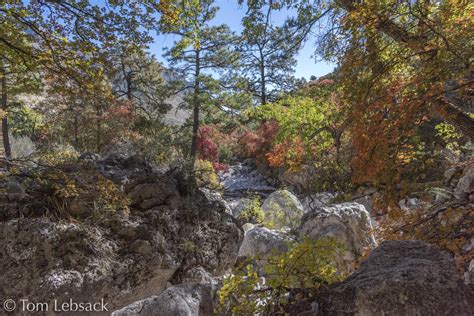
[320, 240, 474, 315]
[262, 190, 304, 229]
[220, 161, 275, 197]
[300, 192, 337, 212]
[238, 226, 292, 260]
[112, 283, 218, 316]
[199, 188, 233, 215]
[299, 202, 376, 264]
[226, 197, 252, 218]
[0, 156, 243, 312]
[455, 164, 474, 199]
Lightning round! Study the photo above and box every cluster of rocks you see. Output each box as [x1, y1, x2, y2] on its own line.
[2, 156, 473, 315]
[220, 159, 276, 198]
[0, 154, 243, 313]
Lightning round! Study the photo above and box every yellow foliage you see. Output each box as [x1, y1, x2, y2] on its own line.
[218, 238, 347, 315]
[29, 150, 130, 220]
[239, 195, 264, 224]
[194, 159, 222, 191]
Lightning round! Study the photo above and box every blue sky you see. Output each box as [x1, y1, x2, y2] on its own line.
[148, 0, 335, 80]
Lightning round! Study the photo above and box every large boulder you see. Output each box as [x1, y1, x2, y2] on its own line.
[112, 283, 218, 316]
[262, 190, 304, 229]
[319, 240, 474, 315]
[0, 155, 243, 312]
[299, 202, 376, 264]
[238, 226, 293, 260]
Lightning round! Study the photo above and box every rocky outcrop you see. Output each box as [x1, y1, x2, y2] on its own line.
[112, 283, 218, 316]
[0, 155, 243, 312]
[238, 226, 293, 261]
[262, 190, 304, 229]
[319, 240, 474, 315]
[299, 202, 376, 264]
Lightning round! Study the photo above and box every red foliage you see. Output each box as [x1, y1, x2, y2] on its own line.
[212, 162, 229, 173]
[239, 120, 279, 159]
[197, 137, 219, 162]
[197, 124, 233, 172]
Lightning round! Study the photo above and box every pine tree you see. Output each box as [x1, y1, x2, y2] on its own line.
[238, 1, 319, 105]
[160, 0, 239, 160]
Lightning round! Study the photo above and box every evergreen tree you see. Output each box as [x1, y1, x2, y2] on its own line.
[238, 1, 318, 105]
[160, 0, 239, 160]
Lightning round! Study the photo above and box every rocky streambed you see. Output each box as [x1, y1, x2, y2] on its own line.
[1, 156, 473, 315]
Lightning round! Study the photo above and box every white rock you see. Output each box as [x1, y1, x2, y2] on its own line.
[112, 283, 217, 316]
[300, 192, 337, 212]
[456, 164, 474, 195]
[299, 202, 376, 264]
[238, 227, 292, 260]
[262, 190, 304, 229]
[226, 197, 252, 218]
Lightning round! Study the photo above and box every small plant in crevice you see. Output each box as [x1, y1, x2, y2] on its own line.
[239, 195, 265, 225]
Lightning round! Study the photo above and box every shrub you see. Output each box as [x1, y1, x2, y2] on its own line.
[238, 121, 279, 160]
[197, 124, 236, 171]
[194, 159, 222, 191]
[21, 151, 130, 220]
[239, 195, 264, 224]
[218, 238, 347, 315]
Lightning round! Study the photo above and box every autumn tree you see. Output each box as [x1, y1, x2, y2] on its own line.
[0, 0, 152, 158]
[329, 1, 473, 187]
[270, 0, 473, 190]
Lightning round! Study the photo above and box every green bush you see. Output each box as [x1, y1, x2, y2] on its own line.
[239, 195, 264, 224]
[194, 159, 222, 191]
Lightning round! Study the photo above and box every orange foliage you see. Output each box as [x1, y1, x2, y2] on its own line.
[266, 137, 305, 172]
[350, 79, 424, 187]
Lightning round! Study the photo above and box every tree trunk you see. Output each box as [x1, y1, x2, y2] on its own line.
[95, 103, 102, 153]
[434, 97, 474, 140]
[73, 110, 79, 147]
[259, 48, 266, 105]
[190, 49, 201, 160]
[1, 66, 12, 166]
